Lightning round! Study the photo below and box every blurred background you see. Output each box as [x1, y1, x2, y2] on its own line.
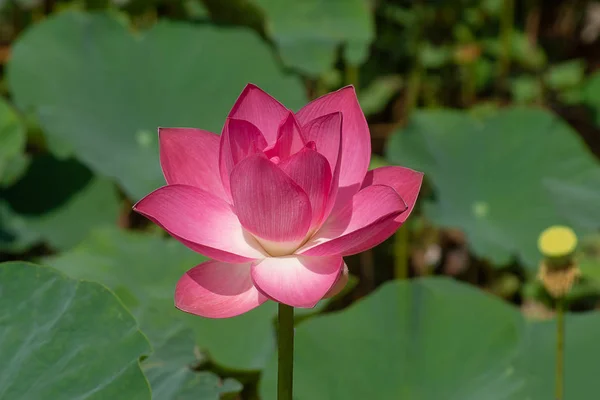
[1, 0, 600, 399]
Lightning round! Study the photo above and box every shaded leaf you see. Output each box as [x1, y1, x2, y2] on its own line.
[248, 0, 374, 76]
[0, 155, 120, 252]
[0, 97, 28, 187]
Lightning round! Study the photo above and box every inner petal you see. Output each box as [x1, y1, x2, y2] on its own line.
[264, 112, 306, 160]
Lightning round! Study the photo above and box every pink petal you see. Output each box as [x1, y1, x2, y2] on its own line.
[298, 185, 407, 256]
[227, 83, 290, 145]
[301, 112, 342, 173]
[324, 262, 349, 298]
[301, 112, 343, 224]
[296, 86, 371, 208]
[175, 260, 268, 318]
[361, 166, 424, 225]
[230, 154, 312, 256]
[159, 128, 228, 201]
[265, 112, 306, 160]
[251, 255, 343, 308]
[338, 166, 423, 254]
[219, 118, 268, 199]
[279, 147, 332, 231]
[133, 184, 265, 263]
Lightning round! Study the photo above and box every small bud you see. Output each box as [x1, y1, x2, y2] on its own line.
[538, 225, 577, 268]
[537, 262, 581, 298]
[537, 226, 580, 298]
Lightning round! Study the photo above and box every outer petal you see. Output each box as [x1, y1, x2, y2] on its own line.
[230, 154, 312, 256]
[265, 112, 306, 160]
[228, 83, 289, 145]
[279, 147, 332, 231]
[336, 166, 423, 254]
[159, 128, 228, 201]
[175, 260, 267, 318]
[296, 86, 371, 207]
[251, 255, 343, 308]
[133, 184, 265, 263]
[219, 118, 268, 199]
[324, 262, 349, 298]
[361, 166, 424, 225]
[297, 185, 407, 256]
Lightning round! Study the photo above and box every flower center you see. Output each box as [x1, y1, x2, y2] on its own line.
[255, 237, 301, 257]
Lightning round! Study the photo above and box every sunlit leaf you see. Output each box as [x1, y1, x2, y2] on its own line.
[260, 277, 600, 399]
[8, 11, 306, 200]
[0, 261, 151, 400]
[260, 278, 525, 399]
[45, 228, 278, 372]
[386, 108, 600, 268]
[143, 328, 242, 400]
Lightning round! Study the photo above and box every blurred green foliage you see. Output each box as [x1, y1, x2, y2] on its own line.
[1, 0, 600, 398]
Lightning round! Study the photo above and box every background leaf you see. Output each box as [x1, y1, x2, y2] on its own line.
[260, 278, 525, 400]
[7, 10, 307, 200]
[386, 108, 600, 267]
[45, 227, 279, 372]
[142, 328, 242, 400]
[0, 155, 120, 252]
[0, 261, 151, 400]
[248, 0, 374, 76]
[0, 96, 28, 187]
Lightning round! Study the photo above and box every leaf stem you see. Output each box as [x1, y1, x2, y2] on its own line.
[345, 64, 359, 90]
[394, 225, 409, 280]
[555, 297, 565, 400]
[277, 303, 294, 400]
[498, 0, 515, 89]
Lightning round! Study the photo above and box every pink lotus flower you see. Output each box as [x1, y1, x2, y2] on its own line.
[134, 84, 422, 318]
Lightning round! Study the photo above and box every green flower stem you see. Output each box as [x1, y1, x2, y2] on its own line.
[277, 303, 294, 400]
[556, 297, 565, 400]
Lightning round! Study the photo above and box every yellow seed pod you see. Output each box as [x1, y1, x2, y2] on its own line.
[538, 226, 577, 259]
[538, 262, 581, 298]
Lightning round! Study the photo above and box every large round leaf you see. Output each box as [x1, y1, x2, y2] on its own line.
[7, 11, 307, 200]
[0, 96, 28, 187]
[386, 108, 600, 267]
[0, 155, 120, 251]
[248, 0, 374, 76]
[260, 278, 525, 399]
[515, 313, 600, 399]
[142, 328, 242, 400]
[260, 277, 600, 399]
[0, 261, 151, 400]
[45, 228, 279, 372]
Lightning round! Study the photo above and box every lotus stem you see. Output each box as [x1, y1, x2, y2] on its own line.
[555, 297, 565, 400]
[277, 303, 294, 400]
